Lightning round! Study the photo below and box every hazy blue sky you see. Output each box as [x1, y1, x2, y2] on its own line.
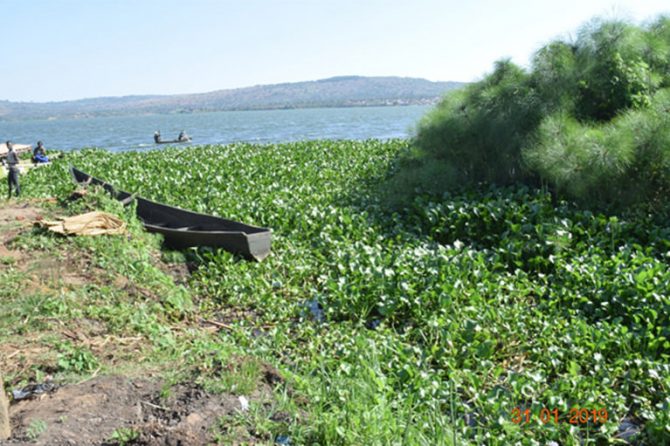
[2, 0, 669, 102]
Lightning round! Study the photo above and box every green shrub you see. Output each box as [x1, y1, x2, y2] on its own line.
[414, 60, 542, 187]
[409, 14, 670, 210]
[573, 19, 657, 121]
[525, 88, 670, 208]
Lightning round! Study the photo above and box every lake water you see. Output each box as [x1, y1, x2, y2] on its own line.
[0, 105, 431, 152]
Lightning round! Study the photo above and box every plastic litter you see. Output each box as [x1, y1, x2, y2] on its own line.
[366, 319, 381, 330]
[275, 434, 291, 445]
[304, 298, 324, 323]
[12, 381, 57, 401]
[617, 418, 641, 441]
[238, 395, 249, 412]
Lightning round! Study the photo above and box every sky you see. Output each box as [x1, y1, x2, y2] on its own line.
[2, 0, 669, 103]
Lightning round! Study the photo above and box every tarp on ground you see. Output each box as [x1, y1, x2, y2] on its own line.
[42, 211, 126, 236]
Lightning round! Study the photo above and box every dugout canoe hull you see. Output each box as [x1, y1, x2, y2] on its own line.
[0, 143, 31, 157]
[154, 138, 191, 144]
[70, 167, 272, 261]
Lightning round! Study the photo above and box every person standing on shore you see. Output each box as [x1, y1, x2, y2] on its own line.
[5, 141, 20, 198]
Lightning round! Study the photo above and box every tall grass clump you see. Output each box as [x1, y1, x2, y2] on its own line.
[408, 14, 670, 210]
[406, 60, 542, 191]
[525, 88, 670, 207]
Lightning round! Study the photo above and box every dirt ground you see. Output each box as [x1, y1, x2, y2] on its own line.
[0, 201, 107, 309]
[0, 201, 280, 445]
[0, 201, 43, 243]
[3, 375, 251, 446]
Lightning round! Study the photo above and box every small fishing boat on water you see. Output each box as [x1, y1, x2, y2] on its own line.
[155, 138, 191, 145]
[70, 167, 272, 261]
[154, 130, 191, 145]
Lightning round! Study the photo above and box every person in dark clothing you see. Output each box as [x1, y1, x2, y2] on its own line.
[32, 141, 49, 164]
[178, 130, 189, 141]
[5, 141, 20, 198]
[154, 131, 161, 143]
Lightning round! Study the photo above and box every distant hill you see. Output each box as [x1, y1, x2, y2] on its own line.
[0, 76, 464, 121]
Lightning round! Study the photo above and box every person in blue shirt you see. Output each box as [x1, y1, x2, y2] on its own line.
[32, 141, 49, 164]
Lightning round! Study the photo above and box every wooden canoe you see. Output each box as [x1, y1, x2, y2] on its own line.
[0, 143, 31, 157]
[70, 167, 272, 261]
[154, 138, 191, 144]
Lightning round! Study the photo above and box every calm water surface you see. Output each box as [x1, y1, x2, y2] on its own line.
[0, 105, 430, 152]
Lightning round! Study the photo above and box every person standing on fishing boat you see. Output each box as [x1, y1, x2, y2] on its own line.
[154, 130, 162, 143]
[5, 141, 20, 198]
